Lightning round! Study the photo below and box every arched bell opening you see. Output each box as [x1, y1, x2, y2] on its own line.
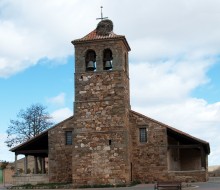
[85, 50, 96, 71]
[103, 49, 113, 70]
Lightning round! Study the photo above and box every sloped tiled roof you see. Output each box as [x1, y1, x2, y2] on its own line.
[74, 29, 125, 42]
[72, 29, 131, 51]
[10, 115, 74, 152]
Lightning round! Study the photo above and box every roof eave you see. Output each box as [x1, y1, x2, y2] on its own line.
[10, 115, 74, 152]
[72, 36, 131, 51]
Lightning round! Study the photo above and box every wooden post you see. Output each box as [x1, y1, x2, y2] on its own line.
[200, 146, 206, 169]
[24, 155, 28, 174]
[41, 158, 45, 174]
[15, 154, 18, 175]
[34, 156, 38, 174]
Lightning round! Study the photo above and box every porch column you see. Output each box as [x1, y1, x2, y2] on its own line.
[15, 154, 18, 174]
[34, 156, 38, 174]
[41, 157, 45, 174]
[24, 155, 28, 174]
[200, 146, 206, 169]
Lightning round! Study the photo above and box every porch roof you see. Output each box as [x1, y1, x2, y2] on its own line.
[10, 116, 74, 156]
[10, 131, 48, 157]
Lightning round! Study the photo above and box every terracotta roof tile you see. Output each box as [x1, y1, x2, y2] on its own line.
[74, 29, 125, 42]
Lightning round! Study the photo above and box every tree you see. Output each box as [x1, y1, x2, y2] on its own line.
[5, 103, 53, 148]
[0, 161, 9, 170]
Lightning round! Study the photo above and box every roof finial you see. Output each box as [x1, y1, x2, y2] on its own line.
[96, 6, 108, 20]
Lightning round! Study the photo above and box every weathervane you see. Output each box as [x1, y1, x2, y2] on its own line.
[96, 6, 108, 20]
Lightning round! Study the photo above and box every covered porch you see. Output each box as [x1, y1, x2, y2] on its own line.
[10, 131, 49, 185]
[167, 127, 210, 181]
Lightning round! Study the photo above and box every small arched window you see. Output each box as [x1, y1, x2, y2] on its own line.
[85, 50, 96, 71]
[103, 49, 113, 70]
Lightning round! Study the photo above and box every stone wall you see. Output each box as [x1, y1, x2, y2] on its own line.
[72, 131, 130, 185]
[74, 71, 130, 131]
[73, 71, 131, 185]
[4, 168, 14, 184]
[209, 165, 220, 177]
[168, 170, 207, 182]
[129, 111, 168, 183]
[0, 164, 14, 184]
[129, 110, 208, 183]
[48, 117, 74, 183]
[12, 174, 49, 185]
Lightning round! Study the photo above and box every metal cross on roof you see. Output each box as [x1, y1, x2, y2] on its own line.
[96, 6, 108, 20]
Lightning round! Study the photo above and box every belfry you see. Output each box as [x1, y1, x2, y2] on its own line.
[72, 19, 131, 184]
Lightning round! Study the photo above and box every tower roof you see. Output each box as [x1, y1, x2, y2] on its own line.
[74, 29, 124, 41]
[72, 19, 131, 51]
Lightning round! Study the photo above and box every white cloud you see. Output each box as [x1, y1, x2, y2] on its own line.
[1, 0, 220, 165]
[132, 99, 220, 166]
[50, 107, 73, 123]
[130, 63, 220, 165]
[0, 0, 99, 77]
[130, 60, 211, 106]
[0, 134, 15, 162]
[1, 0, 220, 77]
[47, 93, 66, 106]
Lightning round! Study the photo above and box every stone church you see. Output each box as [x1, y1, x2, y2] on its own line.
[11, 19, 210, 186]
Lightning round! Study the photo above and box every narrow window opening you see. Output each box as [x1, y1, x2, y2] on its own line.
[109, 140, 112, 145]
[65, 131, 72, 145]
[125, 53, 128, 74]
[139, 128, 147, 143]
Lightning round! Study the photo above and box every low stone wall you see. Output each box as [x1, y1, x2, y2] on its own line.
[4, 168, 14, 184]
[209, 177, 220, 182]
[12, 174, 49, 185]
[209, 165, 220, 177]
[168, 170, 208, 182]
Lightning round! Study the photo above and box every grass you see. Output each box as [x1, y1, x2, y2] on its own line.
[9, 182, 72, 189]
[10, 181, 138, 189]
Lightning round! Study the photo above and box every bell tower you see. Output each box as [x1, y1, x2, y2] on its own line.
[72, 19, 131, 185]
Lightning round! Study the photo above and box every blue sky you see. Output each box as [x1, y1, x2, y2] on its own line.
[0, 0, 220, 166]
[0, 56, 74, 122]
[192, 61, 220, 103]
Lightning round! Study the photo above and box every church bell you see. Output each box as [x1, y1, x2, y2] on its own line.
[104, 60, 112, 70]
[86, 60, 96, 71]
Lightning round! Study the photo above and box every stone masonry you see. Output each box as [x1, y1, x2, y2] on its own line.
[11, 19, 210, 186]
[72, 24, 131, 185]
[129, 111, 208, 183]
[45, 19, 210, 185]
[48, 117, 74, 183]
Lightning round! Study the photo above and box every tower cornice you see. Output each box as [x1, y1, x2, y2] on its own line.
[72, 35, 131, 52]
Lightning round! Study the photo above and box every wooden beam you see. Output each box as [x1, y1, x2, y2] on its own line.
[168, 144, 201, 149]
[15, 150, 48, 154]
